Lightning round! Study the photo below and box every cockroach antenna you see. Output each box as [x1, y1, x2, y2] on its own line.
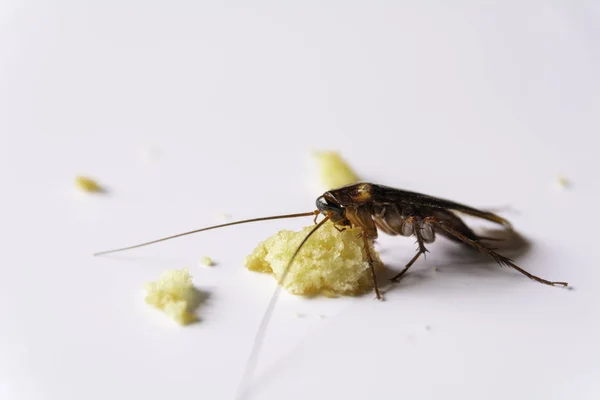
[235, 216, 330, 399]
[93, 211, 319, 256]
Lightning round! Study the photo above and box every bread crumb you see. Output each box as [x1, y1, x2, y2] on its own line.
[199, 256, 214, 267]
[314, 151, 360, 190]
[245, 220, 382, 296]
[431, 266, 437, 272]
[294, 312, 306, 318]
[144, 269, 198, 325]
[555, 176, 570, 190]
[75, 176, 103, 193]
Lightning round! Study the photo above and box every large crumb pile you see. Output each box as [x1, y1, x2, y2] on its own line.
[245, 221, 381, 297]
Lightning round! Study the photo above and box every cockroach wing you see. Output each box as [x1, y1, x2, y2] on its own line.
[370, 184, 512, 228]
[328, 183, 511, 228]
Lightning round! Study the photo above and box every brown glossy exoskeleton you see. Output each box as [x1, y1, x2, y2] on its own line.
[316, 182, 567, 299]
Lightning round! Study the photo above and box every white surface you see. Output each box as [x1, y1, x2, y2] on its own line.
[1, 2, 599, 400]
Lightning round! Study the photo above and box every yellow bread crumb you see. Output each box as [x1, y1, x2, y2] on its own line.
[245, 221, 381, 296]
[314, 151, 360, 190]
[75, 176, 103, 193]
[556, 176, 570, 189]
[199, 256, 214, 267]
[144, 269, 197, 325]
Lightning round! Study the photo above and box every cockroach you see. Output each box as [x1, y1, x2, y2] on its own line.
[95, 182, 568, 397]
[95, 182, 567, 293]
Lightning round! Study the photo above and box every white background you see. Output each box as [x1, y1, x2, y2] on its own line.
[1, 2, 599, 399]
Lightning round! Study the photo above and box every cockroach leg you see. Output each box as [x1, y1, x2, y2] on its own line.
[390, 250, 424, 282]
[390, 223, 429, 282]
[434, 220, 568, 287]
[414, 220, 430, 256]
[362, 232, 382, 300]
[334, 225, 347, 233]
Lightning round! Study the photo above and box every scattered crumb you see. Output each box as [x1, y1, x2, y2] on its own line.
[245, 220, 382, 296]
[294, 312, 306, 318]
[199, 256, 214, 267]
[314, 151, 360, 190]
[555, 176, 570, 190]
[144, 269, 198, 325]
[431, 266, 437, 272]
[75, 176, 103, 193]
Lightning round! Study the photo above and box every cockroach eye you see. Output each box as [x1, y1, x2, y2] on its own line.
[316, 196, 344, 220]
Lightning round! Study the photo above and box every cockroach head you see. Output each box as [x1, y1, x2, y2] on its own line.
[316, 194, 345, 223]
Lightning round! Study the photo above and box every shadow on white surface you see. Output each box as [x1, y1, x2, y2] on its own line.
[186, 287, 211, 324]
[381, 227, 532, 283]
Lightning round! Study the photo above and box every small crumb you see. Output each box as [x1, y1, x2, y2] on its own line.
[144, 269, 198, 325]
[75, 176, 104, 193]
[319, 314, 327, 319]
[555, 176, 570, 190]
[425, 325, 431, 331]
[314, 151, 360, 190]
[199, 256, 214, 267]
[294, 312, 306, 318]
[431, 266, 437, 272]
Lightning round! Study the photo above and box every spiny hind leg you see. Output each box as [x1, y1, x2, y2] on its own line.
[436, 211, 505, 244]
[390, 250, 425, 282]
[362, 232, 382, 300]
[390, 217, 429, 282]
[433, 220, 568, 287]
